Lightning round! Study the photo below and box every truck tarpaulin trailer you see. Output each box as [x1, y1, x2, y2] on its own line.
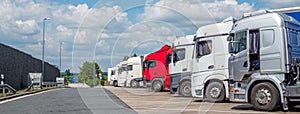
[269, 7, 300, 22]
[143, 45, 172, 92]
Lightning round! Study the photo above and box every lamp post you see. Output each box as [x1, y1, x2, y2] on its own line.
[42, 18, 50, 88]
[60, 42, 64, 75]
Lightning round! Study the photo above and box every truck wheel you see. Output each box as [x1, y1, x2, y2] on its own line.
[205, 81, 225, 102]
[131, 80, 139, 88]
[152, 80, 163, 92]
[113, 81, 118, 87]
[250, 82, 279, 111]
[179, 81, 192, 97]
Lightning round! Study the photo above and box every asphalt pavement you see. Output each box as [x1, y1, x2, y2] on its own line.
[0, 87, 137, 114]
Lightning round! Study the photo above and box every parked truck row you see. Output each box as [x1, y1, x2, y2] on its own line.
[108, 56, 145, 88]
[108, 7, 300, 111]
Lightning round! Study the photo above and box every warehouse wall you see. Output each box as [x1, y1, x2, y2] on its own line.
[0, 43, 59, 90]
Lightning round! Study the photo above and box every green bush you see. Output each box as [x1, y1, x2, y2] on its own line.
[100, 75, 107, 86]
[63, 75, 73, 83]
[85, 78, 102, 87]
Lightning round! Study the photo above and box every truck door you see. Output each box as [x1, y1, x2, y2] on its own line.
[193, 40, 214, 86]
[231, 31, 248, 81]
[170, 48, 187, 89]
[171, 48, 187, 74]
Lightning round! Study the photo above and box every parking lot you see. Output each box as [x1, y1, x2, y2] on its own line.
[105, 86, 300, 114]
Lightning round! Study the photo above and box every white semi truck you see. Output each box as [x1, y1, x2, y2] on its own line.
[125, 56, 144, 88]
[228, 10, 300, 111]
[117, 61, 128, 87]
[108, 67, 118, 87]
[191, 17, 234, 102]
[169, 35, 195, 96]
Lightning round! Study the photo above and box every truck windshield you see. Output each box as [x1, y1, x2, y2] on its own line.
[196, 40, 212, 57]
[122, 64, 127, 71]
[173, 48, 185, 62]
[148, 60, 156, 68]
[111, 70, 115, 75]
[143, 60, 156, 69]
[234, 31, 247, 53]
[127, 65, 133, 71]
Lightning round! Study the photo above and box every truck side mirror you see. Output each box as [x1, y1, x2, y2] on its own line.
[165, 54, 172, 65]
[228, 42, 235, 54]
[227, 34, 234, 41]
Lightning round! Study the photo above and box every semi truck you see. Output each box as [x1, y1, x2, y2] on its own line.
[125, 56, 144, 88]
[191, 17, 234, 102]
[169, 35, 195, 96]
[227, 10, 300, 111]
[108, 67, 118, 87]
[117, 61, 128, 87]
[143, 45, 172, 92]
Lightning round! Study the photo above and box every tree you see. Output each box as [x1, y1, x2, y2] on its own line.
[123, 56, 129, 61]
[65, 69, 71, 76]
[77, 61, 102, 87]
[63, 69, 72, 83]
[132, 53, 137, 57]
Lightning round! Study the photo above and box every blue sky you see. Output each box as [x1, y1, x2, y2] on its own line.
[1, 0, 300, 73]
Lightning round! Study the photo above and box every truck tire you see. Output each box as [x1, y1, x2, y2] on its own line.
[179, 81, 192, 97]
[152, 80, 163, 92]
[131, 80, 139, 88]
[250, 82, 279, 111]
[205, 81, 225, 102]
[113, 81, 118, 87]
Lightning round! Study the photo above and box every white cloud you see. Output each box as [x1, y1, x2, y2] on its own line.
[14, 20, 39, 35]
[203, 0, 254, 20]
[0, 0, 256, 72]
[0, 0, 133, 72]
[138, 0, 254, 35]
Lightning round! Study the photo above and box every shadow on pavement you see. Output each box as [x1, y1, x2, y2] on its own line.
[193, 99, 231, 103]
[232, 104, 300, 112]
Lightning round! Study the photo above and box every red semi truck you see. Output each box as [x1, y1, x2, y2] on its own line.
[143, 45, 172, 92]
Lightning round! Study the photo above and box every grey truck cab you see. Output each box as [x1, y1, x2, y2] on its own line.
[228, 10, 300, 111]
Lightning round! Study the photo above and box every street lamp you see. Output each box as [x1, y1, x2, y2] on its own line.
[42, 17, 50, 88]
[60, 42, 64, 75]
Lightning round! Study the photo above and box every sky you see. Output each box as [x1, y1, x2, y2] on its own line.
[1, 0, 300, 73]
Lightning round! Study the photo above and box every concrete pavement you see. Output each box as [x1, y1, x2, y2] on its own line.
[0, 87, 136, 114]
[105, 86, 300, 114]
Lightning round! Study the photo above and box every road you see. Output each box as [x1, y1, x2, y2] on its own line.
[0, 87, 136, 114]
[105, 86, 300, 114]
[1, 86, 300, 114]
